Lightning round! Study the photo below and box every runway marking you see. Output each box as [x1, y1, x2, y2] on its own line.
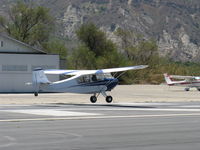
[1, 107, 200, 118]
[128, 108, 200, 112]
[0, 109, 101, 117]
[177, 105, 200, 108]
[0, 105, 30, 107]
[0, 136, 16, 148]
[1, 113, 200, 122]
[59, 108, 200, 112]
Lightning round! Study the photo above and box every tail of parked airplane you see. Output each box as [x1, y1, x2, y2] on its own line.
[163, 73, 174, 85]
[32, 68, 50, 96]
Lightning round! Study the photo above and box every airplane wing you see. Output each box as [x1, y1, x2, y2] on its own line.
[44, 69, 96, 75]
[44, 65, 148, 76]
[95, 65, 148, 74]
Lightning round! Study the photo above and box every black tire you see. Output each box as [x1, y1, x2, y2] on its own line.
[197, 88, 200, 91]
[106, 96, 113, 103]
[90, 96, 97, 103]
[184, 88, 190, 91]
[34, 92, 38, 97]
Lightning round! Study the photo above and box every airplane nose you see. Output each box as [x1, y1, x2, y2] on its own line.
[106, 78, 119, 91]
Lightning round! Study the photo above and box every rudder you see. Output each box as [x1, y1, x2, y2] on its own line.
[163, 73, 173, 85]
[32, 68, 50, 96]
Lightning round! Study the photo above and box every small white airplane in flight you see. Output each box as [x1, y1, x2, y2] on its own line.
[164, 73, 200, 91]
[32, 65, 148, 103]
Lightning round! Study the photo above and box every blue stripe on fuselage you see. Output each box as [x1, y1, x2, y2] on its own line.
[70, 78, 118, 91]
[80, 79, 113, 86]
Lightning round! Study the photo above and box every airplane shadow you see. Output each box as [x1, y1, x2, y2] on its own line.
[52, 103, 155, 108]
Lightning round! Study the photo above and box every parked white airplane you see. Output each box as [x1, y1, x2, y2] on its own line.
[164, 73, 200, 91]
[32, 65, 148, 103]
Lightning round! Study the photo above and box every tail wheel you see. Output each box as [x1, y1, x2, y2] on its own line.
[184, 88, 190, 91]
[34, 92, 38, 97]
[106, 96, 113, 103]
[90, 96, 97, 103]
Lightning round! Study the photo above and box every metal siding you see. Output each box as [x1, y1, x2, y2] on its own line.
[0, 54, 59, 92]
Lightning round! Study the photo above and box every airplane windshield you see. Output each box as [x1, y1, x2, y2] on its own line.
[77, 73, 113, 83]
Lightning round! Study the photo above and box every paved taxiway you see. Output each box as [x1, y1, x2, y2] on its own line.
[0, 102, 200, 150]
[1, 85, 200, 105]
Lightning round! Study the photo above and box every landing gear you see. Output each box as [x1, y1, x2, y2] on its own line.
[184, 88, 190, 91]
[90, 92, 113, 103]
[90, 96, 97, 103]
[101, 91, 113, 103]
[34, 92, 38, 97]
[106, 96, 113, 103]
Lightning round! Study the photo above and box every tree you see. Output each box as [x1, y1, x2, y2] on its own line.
[115, 28, 159, 64]
[70, 23, 123, 69]
[132, 40, 159, 64]
[76, 23, 116, 57]
[68, 45, 96, 69]
[43, 39, 67, 59]
[0, 2, 53, 48]
[96, 50, 128, 69]
[115, 28, 163, 83]
[115, 28, 143, 59]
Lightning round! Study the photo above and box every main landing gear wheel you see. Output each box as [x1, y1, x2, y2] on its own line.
[90, 96, 97, 103]
[106, 96, 113, 103]
[184, 88, 190, 91]
[34, 92, 38, 97]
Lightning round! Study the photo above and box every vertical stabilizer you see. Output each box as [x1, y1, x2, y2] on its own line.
[32, 68, 50, 96]
[32, 68, 50, 84]
[163, 73, 173, 85]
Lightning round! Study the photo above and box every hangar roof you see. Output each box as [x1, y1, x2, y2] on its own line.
[0, 33, 47, 54]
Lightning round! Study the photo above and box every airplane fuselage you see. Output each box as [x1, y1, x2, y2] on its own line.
[39, 76, 118, 94]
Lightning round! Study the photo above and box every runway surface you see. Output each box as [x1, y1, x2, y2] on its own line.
[0, 102, 200, 150]
[2, 85, 200, 105]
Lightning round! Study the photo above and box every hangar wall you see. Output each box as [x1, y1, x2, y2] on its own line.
[0, 54, 59, 93]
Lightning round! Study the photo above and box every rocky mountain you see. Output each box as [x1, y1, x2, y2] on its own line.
[1, 0, 200, 62]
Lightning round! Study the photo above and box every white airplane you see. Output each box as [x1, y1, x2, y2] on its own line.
[164, 73, 200, 91]
[32, 65, 148, 103]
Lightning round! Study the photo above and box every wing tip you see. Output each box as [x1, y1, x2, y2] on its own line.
[137, 65, 148, 69]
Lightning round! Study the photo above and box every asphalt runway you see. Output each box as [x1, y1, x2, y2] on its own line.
[0, 102, 200, 150]
[2, 85, 200, 105]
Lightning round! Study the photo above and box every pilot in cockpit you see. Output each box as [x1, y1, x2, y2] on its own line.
[92, 75, 97, 82]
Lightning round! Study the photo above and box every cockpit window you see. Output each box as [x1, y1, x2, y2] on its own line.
[104, 73, 113, 78]
[96, 74, 104, 81]
[77, 73, 114, 83]
[77, 75, 91, 83]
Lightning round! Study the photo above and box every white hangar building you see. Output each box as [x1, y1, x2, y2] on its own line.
[0, 34, 59, 93]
